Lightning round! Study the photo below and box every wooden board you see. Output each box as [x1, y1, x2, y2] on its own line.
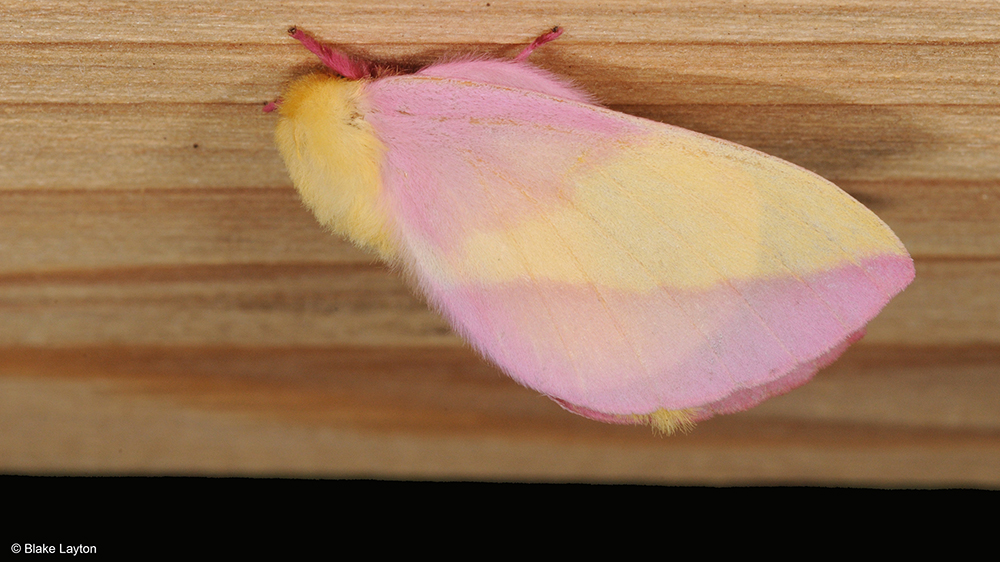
[2, 0, 998, 485]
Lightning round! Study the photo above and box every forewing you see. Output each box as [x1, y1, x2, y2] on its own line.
[363, 76, 913, 418]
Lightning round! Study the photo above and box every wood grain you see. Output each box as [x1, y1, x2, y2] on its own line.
[6, 43, 998, 105]
[5, 1, 998, 43]
[5, 104, 999, 189]
[1, 0, 997, 485]
[3, 346, 999, 484]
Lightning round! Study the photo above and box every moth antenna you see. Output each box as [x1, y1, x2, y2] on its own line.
[514, 26, 563, 62]
[287, 26, 372, 79]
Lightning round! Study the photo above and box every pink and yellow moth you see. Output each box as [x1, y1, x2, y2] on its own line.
[266, 27, 914, 433]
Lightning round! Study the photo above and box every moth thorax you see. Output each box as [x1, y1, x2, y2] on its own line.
[274, 73, 394, 259]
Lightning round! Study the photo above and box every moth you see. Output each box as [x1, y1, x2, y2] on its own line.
[267, 27, 914, 432]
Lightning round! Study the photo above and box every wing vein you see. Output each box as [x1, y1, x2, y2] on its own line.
[597, 160, 799, 370]
[560, 169, 740, 396]
[465, 146, 655, 402]
[667, 153, 866, 334]
[459, 149, 590, 395]
[528, 192, 655, 396]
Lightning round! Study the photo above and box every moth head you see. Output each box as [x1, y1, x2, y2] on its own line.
[273, 73, 395, 259]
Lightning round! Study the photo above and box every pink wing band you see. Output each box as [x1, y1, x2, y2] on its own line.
[554, 327, 861, 423]
[419, 254, 912, 416]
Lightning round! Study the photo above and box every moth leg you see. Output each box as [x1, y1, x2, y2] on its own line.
[287, 26, 372, 79]
[514, 27, 563, 62]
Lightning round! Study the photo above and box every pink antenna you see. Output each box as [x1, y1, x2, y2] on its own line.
[288, 27, 371, 79]
[514, 27, 563, 62]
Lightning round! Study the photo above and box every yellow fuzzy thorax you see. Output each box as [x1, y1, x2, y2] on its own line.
[274, 73, 396, 260]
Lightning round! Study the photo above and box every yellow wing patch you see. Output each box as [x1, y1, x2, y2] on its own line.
[453, 125, 904, 290]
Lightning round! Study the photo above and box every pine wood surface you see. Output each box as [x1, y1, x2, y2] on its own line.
[2, 0, 998, 485]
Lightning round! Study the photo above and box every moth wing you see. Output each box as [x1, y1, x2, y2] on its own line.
[363, 76, 914, 422]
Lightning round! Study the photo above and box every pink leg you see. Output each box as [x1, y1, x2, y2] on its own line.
[287, 27, 371, 79]
[514, 27, 563, 62]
